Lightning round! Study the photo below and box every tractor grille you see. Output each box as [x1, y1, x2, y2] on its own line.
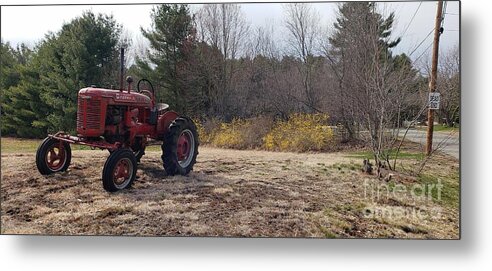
[77, 97, 101, 130]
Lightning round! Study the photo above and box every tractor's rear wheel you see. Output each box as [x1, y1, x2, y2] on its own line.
[36, 137, 71, 175]
[102, 149, 137, 192]
[161, 117, 199, 176]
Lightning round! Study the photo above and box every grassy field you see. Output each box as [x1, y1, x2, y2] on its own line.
[1, 137, 459, 238]
[1, 137, 44, 153]
[347, 150, 425, 160]
[0, 137, 163, 154]
[0, 137, 95, 153]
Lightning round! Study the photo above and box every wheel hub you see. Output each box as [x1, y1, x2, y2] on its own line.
[177, 132, 191, 161]
[113, 159, 131, 185]
[45, 143, 66, 170]
[176, 129, 195, 167]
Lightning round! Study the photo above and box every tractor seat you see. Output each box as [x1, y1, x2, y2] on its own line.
[156, 103, 169, 113]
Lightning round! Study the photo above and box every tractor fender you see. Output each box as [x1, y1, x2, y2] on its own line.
[157, 111, 179, 138]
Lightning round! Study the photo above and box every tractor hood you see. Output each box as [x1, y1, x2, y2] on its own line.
[78, 87, 152, 107]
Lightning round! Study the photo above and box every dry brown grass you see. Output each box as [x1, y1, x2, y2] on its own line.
[1, 145, 459, 238]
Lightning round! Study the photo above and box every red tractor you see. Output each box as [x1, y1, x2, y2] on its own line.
[35, 49, 199, 192]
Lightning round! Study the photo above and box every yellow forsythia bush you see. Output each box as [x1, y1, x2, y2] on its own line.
[194, 119, 206, 142]
[195, 114, 333, 152]
[194, 118, 221, 145]
[195, 117, 273, 149]
[211, 118, 257, 149]
[263, 113, 334, 152]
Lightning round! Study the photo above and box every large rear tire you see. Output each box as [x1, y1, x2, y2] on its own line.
[161, 117, 199, 176]
[36, 137, 72, 175]
[102, 149, 137, 192]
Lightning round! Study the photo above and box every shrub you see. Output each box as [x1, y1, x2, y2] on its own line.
[211, 119, 246, 148]
[194, 118, 221, 145]
[195, 114, 333, 152]
[210, 117, 273, 149]
[239, 116, 274, 148]
[263, 113, 334, 152]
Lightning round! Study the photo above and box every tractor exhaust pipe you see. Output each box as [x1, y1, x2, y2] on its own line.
[119, 47, 124, 91]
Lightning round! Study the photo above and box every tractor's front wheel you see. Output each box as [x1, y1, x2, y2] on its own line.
[36, 137, 72, 175]
[162, 117, 199, 176]
[107, 138, 146, 163]
[102, 149, 137, 192]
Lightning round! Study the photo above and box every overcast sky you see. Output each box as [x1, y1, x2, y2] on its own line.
[1, 1, 459, 63]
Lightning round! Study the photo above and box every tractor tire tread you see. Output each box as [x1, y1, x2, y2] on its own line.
[102, 148, 137, 192]
[36, 137, 71, 175]
[161, 116, 199, 176]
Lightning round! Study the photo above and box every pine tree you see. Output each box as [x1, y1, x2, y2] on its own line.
[0, 41, 21, 91]
[2, 67, 50, 137]
[327, 3, 403, 137]
[37, 11, 122, 133]
[329, 2, 401, 63]
[1, 42, 49, 137]
[1, 41, 22, 136]
[138, 4, 194, 113]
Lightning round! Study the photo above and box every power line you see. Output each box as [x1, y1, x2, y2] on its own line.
[401, 2, 422, 37]
[408, 28, 434, 57]
[409, 1, 448, 59]
[413, 41, 433, 64]
[441, 1, 448, 27]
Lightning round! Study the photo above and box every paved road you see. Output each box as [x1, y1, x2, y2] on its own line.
[398, 128, 460, 159]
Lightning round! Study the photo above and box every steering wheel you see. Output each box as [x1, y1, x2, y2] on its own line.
[137, 78, 155, 96]
[137, 79, 156, 107]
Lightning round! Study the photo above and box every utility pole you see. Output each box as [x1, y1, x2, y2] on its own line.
[426, 1, 444, 156]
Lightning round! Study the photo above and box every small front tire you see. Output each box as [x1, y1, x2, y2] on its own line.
[36, 137, 72, 175]
[102, 149, 137, 192]
[108, 139, 146, 163]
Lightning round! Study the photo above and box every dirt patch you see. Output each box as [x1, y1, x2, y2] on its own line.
[1, 147, 459, 238]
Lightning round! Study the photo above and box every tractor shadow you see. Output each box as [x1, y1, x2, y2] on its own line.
[123, 157, 238, 203]
[136, 161, 169, 179]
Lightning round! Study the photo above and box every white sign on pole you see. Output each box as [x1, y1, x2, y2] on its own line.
[429, 92, 441, 110]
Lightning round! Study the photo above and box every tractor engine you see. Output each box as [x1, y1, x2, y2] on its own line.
[76, 87, 154, 142]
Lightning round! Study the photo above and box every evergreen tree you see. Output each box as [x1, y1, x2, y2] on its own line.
[329, 2, 401, 63]
[138, 4, 194, 113]
[1, 42, 49, 137]
[1, 41, 22, 136]
[327, 2, 403, 136]
[2, 65, 50, 138]
[0, 41, 21, 91]
[38, 11, 122, 133]
[328, 2, 419, 166]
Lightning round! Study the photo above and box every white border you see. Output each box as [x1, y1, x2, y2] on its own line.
[1, 0, 489, 270]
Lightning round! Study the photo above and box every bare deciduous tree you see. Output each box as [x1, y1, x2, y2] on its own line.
[283, 3, 322, 113]
[326, 2, 420, 169]
[250, 24, 280, 60]
[416, 44, 460, 127]
[195, 4, 250, 118]
[437, 45, 460, 126]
